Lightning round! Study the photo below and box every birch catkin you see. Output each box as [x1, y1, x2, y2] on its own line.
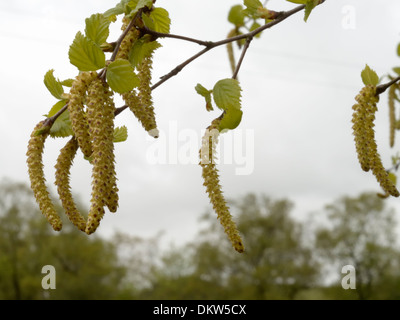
[85, 78, 118, 234]
[55, 137, 87, 231]
[352, 85, 399, 197]
[68, 71, 98, 158]
[27, 121, 63, 231]
[199, 118, 244, 253]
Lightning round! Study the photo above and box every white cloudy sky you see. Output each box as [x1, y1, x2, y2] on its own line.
[1, 0, 400, 246]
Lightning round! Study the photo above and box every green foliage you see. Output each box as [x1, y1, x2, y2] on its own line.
[43, 70, 64, 100]
[106, 59, 139, 94]
[69, 31, 106, 71]
[47, 100, 73, 138]
[128, 36, 161, 68]
[361, 64, 379, 86]
[195, 83, 213, 111]
[286, 0, 320, 22]
[103, 0, 130, 18]
[315, 192, 399, 300]
[228, 5, 245, 27]
[113, 126, 128, 143]
[0, 180, 128, 299]
[144, 7, 171, 33]
[213, 79, 242, 111]
[219, 108, 243, 131]
[85, 13, 111, 46]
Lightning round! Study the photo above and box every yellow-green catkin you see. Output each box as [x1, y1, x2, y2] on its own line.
[68, 71, 97, 158]
[116, 17, 140, 60]
[117, 16, 159, 138]
[352, 85, 399, 197]
[54, 137, 87, 232]
[130, 53, 159, 138]
[389, 84, 396, 148]
[85, 78, 118, 234]
[27, 121, 62, 231]
[199, 118, 244, 253]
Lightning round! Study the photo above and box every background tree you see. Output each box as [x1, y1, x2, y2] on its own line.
[137, 193, 320, 299]
[315, 192, 400, 300]
[0, 179, 128, 300]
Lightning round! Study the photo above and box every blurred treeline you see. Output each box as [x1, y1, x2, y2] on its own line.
[1, 178, 400, 300]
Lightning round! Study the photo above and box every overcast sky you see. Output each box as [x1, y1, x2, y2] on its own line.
[1, 0, 400, 246]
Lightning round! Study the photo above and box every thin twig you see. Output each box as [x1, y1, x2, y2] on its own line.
[141, 26, 212, 46]
[151, 2, 319, 89]
[376, 76, 400, 95]
[43, 103, 69, 127]
[232, 37, 252, 80]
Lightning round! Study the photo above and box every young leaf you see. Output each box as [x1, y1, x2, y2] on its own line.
[44, 70, 64, 100]
[195, 84, 213, 111]
[69, 32, 106, 71]
[361, 64, 379, 86]
[129, 0, 153, 15]
[213, 79, 242, 111]
[393, 67, 400, 76]
[113, 126, 128, 143]
[104, 0, 130, 18]
[85, 13, 111, 46]
[304, 0, 320, 22]
[148, 7, 171, 33]
[286, 0, 307, 4]
[219, 108, 243, 132]
[228, 5, 245, 27]
[244, 0, 263, 15]
[397, 43, 400, 57]
[128, 36, 161, 68]
[47, 100, 73, 138]
[61, 79, 74, 87]
[106, 59, 140, 94]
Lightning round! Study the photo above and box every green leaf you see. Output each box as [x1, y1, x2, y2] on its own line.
[304, 0, 319, 22]
[47, 100, 74, 138]
[128, 35, 161, 68]
[393, 67, 400, 76]
[397, 43, 400, 57]
[286, 0, 308, 4]
[44, 70, 64, 100]
[103, 0, 130, 18]
[69, 31, 106, 71]
[61, 79, 74, 87]
[228, 5, 245, 27]
[85, 13, 110, 46]
[148, 7, 171, 33]
[244, 0, 263, 14]
[106, 59, 140, 94]
[113, 126, 128, 143]
[361, 64, 379, 86]
[219, 108, 243, 132]
[128, 0, 152, 15]
[213, 79, 242, 111]
[195, 84, 213, 111]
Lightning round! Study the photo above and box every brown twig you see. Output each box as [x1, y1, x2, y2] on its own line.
[376, 76, 400, 95]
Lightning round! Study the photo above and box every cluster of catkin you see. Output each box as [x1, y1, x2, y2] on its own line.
[26, 16, 159, 234]
[199, 118, 244, 253]
[352, 85, 399, 197]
